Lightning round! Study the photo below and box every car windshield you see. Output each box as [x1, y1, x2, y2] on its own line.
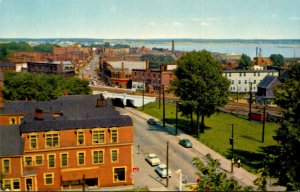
[149, 156, 157, 159]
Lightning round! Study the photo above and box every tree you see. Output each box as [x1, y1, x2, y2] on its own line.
[270, 54, 284, 68]
[172, 50, 230, 135]
[193, 154, 252, 191]
[237, 54, 253, 70]
[271, 63, 300, 190]
[3, 72, 91, 101]
[140, 54, 175, 68]
[33, 43, 59, 53]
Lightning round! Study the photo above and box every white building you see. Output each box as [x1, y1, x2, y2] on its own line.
[222, 70, 279, 93]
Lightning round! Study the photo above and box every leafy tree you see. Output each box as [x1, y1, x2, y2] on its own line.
[237, 54, 253, 70]
[271, 64, 300, 191]
[33, 43, 59, 53]
[270, 54, 284, 68]
[3, 72, 91, 101]
[172, 50, 230, 135]
[193, 154, 252, 191]
[140, 54, 175, 68]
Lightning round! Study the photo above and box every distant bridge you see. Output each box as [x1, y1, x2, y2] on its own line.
[93, 91, 156, 107]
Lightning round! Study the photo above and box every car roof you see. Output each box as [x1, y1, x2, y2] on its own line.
[181, 139, 190, 142]
[148, 153, 157, 157]
[159, 164, 167, 168]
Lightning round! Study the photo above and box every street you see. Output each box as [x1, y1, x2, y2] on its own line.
[118, 108, 200, 191]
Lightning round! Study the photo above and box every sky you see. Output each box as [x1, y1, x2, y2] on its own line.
[0, 0, 300, 39]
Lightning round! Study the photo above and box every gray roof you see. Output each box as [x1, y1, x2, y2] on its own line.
[0, 61, 15, 67]
[257, 75, 278, 89]
[1, 95, 133, 133]
[0, 125, 24, 156]
[0, 73, 3, 81]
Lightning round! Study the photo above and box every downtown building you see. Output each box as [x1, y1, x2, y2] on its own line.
[0, 93, 134, 191]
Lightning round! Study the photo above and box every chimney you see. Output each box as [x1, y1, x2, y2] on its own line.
[96, 94, 105, 107]
[35, 108, 44, 120]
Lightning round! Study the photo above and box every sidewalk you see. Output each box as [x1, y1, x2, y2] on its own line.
[126, 107, 285, 191]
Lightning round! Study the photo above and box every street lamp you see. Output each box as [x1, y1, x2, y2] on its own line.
[175, 169, 182, 191]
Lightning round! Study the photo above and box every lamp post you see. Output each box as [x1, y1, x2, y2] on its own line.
[175, 169, 182, 191]
[229, 124, 235, 173]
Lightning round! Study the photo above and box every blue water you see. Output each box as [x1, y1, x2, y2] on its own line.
[145, 42, 300, 58]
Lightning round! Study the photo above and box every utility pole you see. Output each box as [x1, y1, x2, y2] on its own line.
[166, 141, 169, 187]
[236, 85, 239, 102]
[229, 124, 234, 173]
[142, 81, 144, 111]
[163, 85, 166, 127]
[159, 84, 161, 109]
[175, 101, 178, 136]
[262, 105, 266, 143]
[248, 82, 253, 120]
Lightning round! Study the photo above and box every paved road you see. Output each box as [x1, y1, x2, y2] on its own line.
[117, 108, 200, 191]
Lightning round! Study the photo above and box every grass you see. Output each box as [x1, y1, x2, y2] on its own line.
[137, 101, 280, 173]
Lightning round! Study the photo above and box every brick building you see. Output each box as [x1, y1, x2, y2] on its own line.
[0, 94, 134, 191]
[131, 64, 176, 93]
[99, 58, 147, 88]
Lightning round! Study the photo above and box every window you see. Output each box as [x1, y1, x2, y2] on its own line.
[48, 154, 55, 168]
[244, 72, 246, 76]
[239, 72, 242, 77]
[2, 159, 10, 173]
[244, 80, 247, 84]
[29, 134, 37, 149]
[35, 155, 43, 165]
[254, 72, 256, 77]
[19, 117, 23, 123]
[231, 80, 234, 84]
[78, 152, 85, 165]
[77, 131, 85, 145]
[111, 150, 118, 162]
[25, 156, 33, 166]
[92, 130, 105, 144]
[44, 173, 54, 185]
[61, 153, 68, 167]
[258, 72, 260, 77]
[229, 73, 231, 77]
[9, 117, 16, 124]
[4, 180, 11, 190]
[45, 132, 59, 148]
[111, 129, 118, 143]
[13, 179, 20, 190]
[93, 150, 104, 164]
[254, 80, 257, 84]
[238, 80, 241, 84]
[114, 167, 125, 182]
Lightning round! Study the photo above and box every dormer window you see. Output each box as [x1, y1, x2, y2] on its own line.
[45, 132, 59, 148]
[76, 130, 85, 145]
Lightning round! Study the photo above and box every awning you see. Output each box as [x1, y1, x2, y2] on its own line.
[61, 169, 99, 181]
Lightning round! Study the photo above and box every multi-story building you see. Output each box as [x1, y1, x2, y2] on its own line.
[0, 94, 134, 191]
[99, 58, 147, 88]
[222, 69, 279, 93]
[0, 61, 16, 72]
[27, 61, 75, 75]
[131, 64, 176, 93]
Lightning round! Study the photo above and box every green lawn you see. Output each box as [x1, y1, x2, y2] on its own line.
[137, 101, 280, 172]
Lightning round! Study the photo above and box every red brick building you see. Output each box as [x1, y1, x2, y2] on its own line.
[0, 95, 134, 191]
[131, 64, 176, 93]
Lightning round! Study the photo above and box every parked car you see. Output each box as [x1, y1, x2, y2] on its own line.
[145, 153, 161, 166]
[179, 139, 193, 148]
[147, 118, 156, 125]
[155, 164, 172, 178]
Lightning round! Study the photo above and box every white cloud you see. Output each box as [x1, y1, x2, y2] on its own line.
[149, 21, 156, 26]
[289, 16, 300, 21]
[173, 22, 183, 26]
